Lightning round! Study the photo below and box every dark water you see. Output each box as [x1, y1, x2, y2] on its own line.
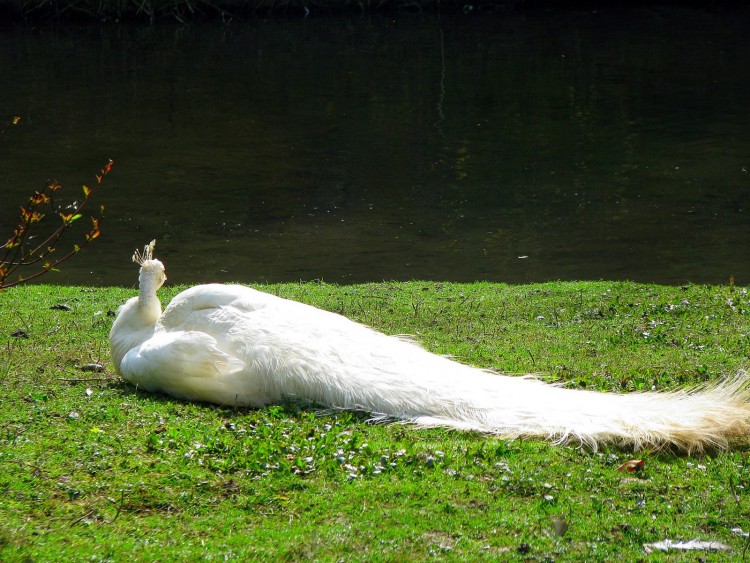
[2, 7, 750, 287]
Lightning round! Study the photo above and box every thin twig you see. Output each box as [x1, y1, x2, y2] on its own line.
[70, 509, 96, 528]
[57, 377, 113, 383]
[105, 489, 126, 524]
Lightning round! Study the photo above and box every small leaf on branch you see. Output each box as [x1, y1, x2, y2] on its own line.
[60, 213, 83, 225]
[12, 116, 21, 125]
[96, 160, 114, 184]
[30, 192, 49, 205]
[83, 185, 91, 197]
[87, 217, 102, 240]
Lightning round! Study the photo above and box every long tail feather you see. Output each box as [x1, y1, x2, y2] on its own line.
[234, 322, 750, 453]
[405, 372, 750, 452]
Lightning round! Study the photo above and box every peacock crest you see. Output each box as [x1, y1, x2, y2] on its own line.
[133, 240, 156, 266]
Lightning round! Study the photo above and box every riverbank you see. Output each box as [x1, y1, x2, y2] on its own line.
[1, 0, 519, 22]
[1, 280, 748, 559]
[1, 0, 746, 22]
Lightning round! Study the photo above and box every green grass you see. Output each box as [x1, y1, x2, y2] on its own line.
[1, 280, 750, 560]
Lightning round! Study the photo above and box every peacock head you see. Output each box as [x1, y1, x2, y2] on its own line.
[133, 240, 167, 292]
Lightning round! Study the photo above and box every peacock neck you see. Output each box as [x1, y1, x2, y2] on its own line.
[138, 284, 162, 325]
[109, 293, 160, 374]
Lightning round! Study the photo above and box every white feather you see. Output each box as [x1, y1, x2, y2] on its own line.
[110, 249, 750, 452]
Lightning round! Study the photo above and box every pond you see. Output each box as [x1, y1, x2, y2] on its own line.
[2, 5, 749, 287]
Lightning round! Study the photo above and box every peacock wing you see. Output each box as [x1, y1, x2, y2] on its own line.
[119, 330, 246, 402]
[158, 284, 275, 332]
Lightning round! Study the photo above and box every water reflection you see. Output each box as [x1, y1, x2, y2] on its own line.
[1, 7, 749, 286]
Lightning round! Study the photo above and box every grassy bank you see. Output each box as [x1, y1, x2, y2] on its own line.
[1, 280, 749, 560]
